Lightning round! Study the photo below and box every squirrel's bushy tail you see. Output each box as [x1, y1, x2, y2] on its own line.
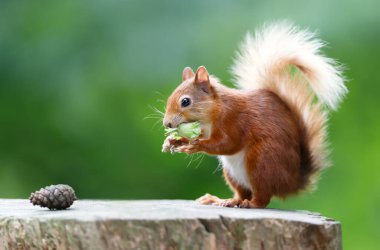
[231, 21, 347, 190]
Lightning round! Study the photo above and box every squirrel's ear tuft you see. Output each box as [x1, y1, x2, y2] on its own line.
[194, 66, 210, 93]
[182, 67, 195, 81]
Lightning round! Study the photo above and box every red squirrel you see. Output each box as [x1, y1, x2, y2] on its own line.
[162, 22, 347, 208]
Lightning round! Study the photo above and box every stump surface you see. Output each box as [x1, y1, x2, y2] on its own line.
[0, 199, 341, 250]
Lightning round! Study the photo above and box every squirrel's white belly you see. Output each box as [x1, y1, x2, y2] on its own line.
[218, 150, 251, 189]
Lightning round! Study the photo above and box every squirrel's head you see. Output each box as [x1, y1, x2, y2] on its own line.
[163, 66, 217, 128]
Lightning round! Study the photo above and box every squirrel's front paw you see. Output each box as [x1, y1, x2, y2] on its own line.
[162, 137, 172, 153]
[162, 136, 190, 153]
[175, 140, 201, 154]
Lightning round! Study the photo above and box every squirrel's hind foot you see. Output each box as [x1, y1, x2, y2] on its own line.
[196, 194, 242, 208]
[196, 193, 270, 209]
[196, 193, 224, 206]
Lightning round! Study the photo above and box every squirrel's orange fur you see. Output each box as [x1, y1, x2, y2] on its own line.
[162, 22, 347, 208]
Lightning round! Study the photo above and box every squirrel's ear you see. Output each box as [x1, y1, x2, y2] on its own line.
[182, 67, 195, 81]
[194, 66, 210, 93]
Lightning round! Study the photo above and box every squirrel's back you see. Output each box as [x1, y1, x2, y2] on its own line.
[231, 21, 347, 191]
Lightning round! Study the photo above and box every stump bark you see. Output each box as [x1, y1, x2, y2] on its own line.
[0, 199, 341, 250]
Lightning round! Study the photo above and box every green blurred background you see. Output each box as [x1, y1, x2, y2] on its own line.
[0, 0, 379, 249]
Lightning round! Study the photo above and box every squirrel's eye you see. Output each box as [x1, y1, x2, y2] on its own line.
[181, 97, 191, 107]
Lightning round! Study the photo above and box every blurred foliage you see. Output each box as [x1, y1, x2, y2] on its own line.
[0, 0, 379, 249]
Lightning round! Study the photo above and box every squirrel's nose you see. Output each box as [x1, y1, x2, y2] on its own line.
[163, 115, 174, 128]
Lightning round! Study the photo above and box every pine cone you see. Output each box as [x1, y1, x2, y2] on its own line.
[29, 184, 77, 210]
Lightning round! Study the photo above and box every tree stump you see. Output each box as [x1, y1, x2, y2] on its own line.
[0, 199, 341, 250]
